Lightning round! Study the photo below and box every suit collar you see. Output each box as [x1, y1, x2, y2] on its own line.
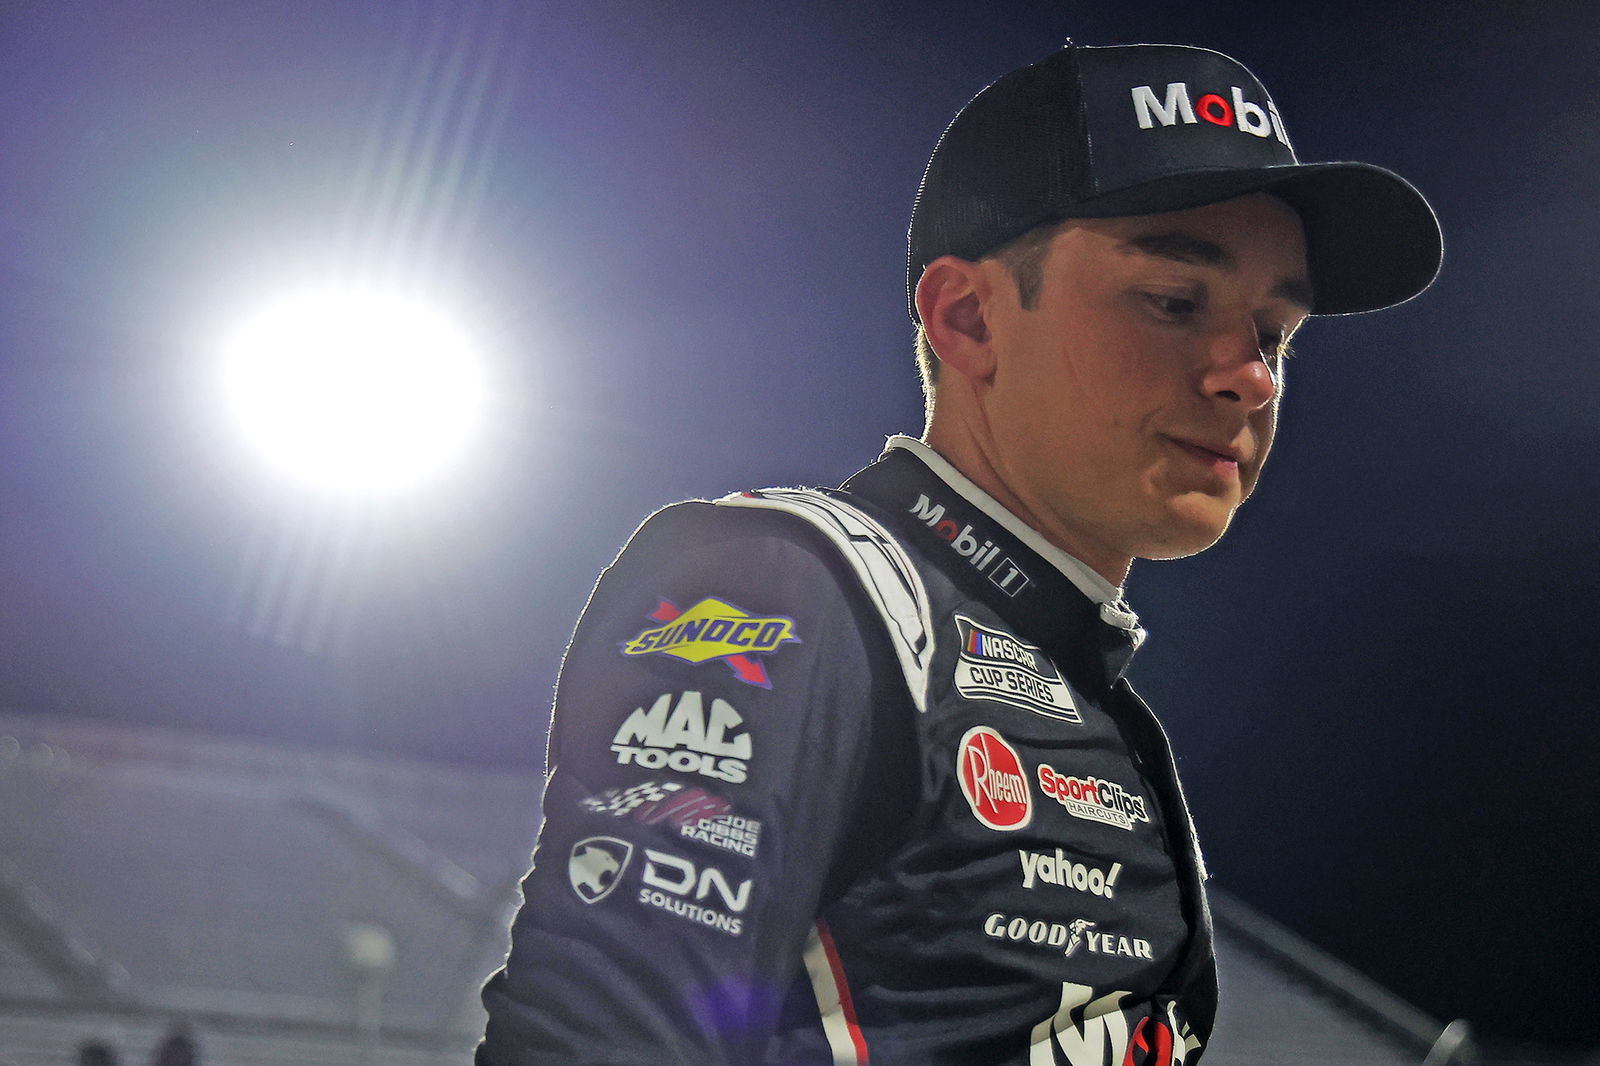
[841, 442, 1145, 688]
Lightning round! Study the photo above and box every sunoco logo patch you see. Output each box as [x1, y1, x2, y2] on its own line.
[953, 615, 1079, 723]
[622, 598, 799, 688]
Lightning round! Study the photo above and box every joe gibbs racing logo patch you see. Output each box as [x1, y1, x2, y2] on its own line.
[580, 780, 762, 858]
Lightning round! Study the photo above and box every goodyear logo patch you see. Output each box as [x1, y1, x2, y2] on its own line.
[622, 598, 799, 688]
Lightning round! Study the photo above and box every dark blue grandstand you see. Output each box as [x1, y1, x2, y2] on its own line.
[0, 714, 1510, 1065]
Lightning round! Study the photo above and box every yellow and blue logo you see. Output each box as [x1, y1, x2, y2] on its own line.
[622, 598, 799, 688]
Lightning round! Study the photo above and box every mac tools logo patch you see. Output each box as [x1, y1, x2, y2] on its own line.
[953, 615, 1079, 722]
[956, 726, 1032, 831]
[610, 691, 752, 784]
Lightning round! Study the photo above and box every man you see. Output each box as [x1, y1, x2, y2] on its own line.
[478, 41, 1440, 1065]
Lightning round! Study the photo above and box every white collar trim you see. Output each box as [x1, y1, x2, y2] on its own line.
[883, 435, 1126, 609]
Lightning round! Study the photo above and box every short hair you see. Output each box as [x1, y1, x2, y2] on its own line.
[914, 220, 1065, 399]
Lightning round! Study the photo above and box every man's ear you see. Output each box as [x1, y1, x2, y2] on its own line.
[915, 256, 996, 382]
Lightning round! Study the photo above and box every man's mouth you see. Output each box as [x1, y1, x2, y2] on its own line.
[1168, 436, 1247, 475]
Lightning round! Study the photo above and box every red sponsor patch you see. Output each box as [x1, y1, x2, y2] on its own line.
[956, 726, 1032, 831]
[1124, 1015, 1175, 1066]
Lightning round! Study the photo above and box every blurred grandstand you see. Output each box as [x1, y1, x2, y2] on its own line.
[0, 712, 1510, 1065]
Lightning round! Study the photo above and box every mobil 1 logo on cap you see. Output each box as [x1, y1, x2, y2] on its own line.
[1130, 81, 1290, 148]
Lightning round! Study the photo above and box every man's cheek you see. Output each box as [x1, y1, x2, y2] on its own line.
[1254, 404, 1279, 460]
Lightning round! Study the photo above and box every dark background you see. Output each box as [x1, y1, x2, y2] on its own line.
[2, 0, 1595, 1053]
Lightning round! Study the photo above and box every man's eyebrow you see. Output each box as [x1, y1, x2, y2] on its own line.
[1121, 231, 1314, 310]
[1121, 232, 1234, 268]
[1272, 277, 1315, 311]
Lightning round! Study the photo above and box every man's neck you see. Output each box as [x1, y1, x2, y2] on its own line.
[920, 421, 1133, 587]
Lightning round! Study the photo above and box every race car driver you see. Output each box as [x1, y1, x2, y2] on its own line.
[477, 40, 1441, 1065]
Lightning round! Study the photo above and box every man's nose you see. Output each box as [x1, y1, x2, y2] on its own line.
[1201, 326, 1279, 409]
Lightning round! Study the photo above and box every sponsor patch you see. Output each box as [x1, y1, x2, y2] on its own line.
[956, 726, 1032, 831]
[610, 692, 751, 784]
[579, 780, 762, 857]
[953, 615, 1079, 722]
[1037, 764, 1151, 832]
[1130, 81, 1291, 148]
[568, 836, 633, 904]
[621, 598, 799, 688]
[1032, 982, 1202, 1065]
[637, 847, 752, 936]
[982, 913, 1153, 960]
[1018, 848, 1122, 899]
[566, 836, 753, 936]
[678, 812, 761, 858]
[908, 495, 1032, 596]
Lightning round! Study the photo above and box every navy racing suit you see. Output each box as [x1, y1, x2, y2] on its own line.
[479, 437, 1217, 1065]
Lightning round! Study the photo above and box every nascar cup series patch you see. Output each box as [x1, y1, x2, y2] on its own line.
[952, 615, 1079, 722]
[621, 597, 799, 688]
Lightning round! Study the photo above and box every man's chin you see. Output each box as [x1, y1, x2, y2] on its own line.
[1136, 499, 1238, 561]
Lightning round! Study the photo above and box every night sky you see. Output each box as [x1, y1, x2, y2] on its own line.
[2, 0, 1596, 1053]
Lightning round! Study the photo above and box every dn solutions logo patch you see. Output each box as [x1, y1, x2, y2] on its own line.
[568, 837, 633, 904]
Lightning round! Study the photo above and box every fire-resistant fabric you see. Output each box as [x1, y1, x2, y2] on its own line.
[478, 441, 1217, 1065]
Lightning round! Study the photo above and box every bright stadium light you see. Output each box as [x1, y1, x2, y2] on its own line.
[219, 286, 487, 495]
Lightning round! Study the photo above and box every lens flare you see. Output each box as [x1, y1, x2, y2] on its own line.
[219, 286, 486, 494]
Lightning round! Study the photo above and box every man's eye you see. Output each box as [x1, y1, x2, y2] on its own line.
[1145, 294, 1198, 317]
[1259, 333, 1296, 363]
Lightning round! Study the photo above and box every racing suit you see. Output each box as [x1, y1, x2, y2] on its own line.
[479, 436, 1217, 1065]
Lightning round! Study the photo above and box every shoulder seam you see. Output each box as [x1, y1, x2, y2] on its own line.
[714, 489, 934, 712]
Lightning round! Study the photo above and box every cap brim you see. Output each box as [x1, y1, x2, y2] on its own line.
[1054, 162, 1443, 315]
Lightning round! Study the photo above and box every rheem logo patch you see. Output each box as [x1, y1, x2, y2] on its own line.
[956, 726, 1032, 831]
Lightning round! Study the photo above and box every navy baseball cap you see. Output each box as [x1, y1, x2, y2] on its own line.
[907, 42, 1443, 319]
